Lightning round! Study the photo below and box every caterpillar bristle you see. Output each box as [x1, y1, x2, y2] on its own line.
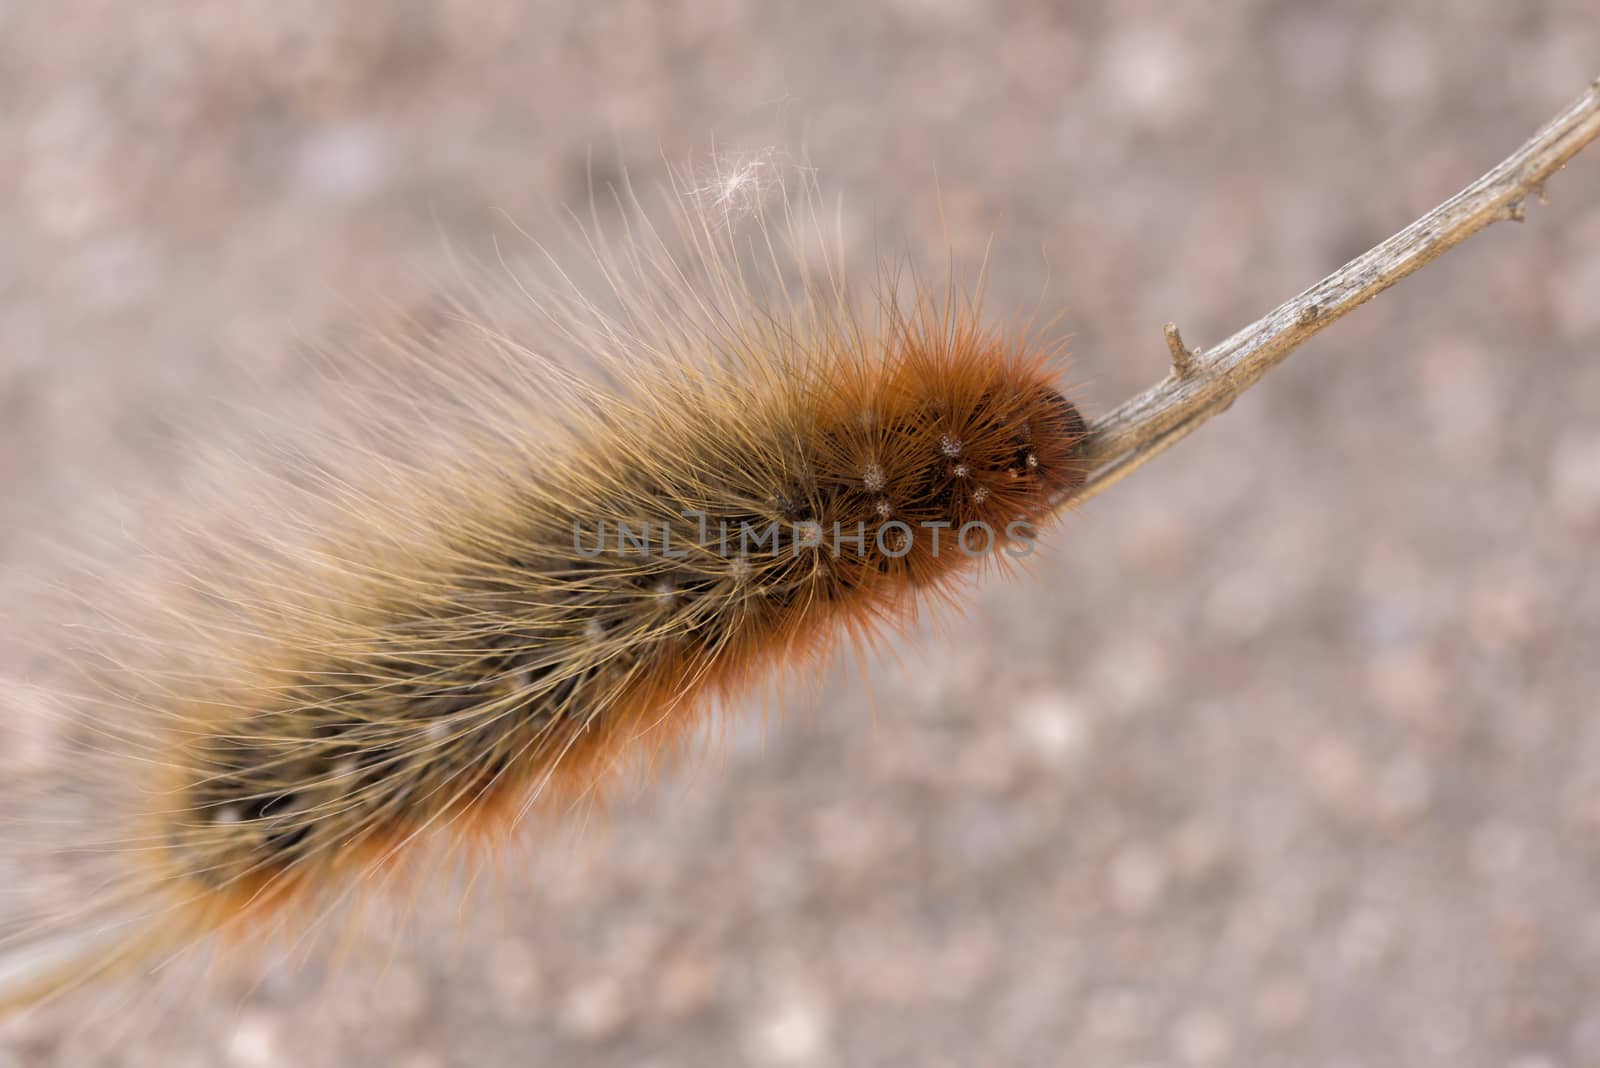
[0, 154, 1089, 1013]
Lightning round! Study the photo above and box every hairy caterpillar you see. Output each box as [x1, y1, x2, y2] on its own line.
[0, 156, 1089, 1012]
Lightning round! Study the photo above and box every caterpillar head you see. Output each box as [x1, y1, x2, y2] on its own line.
[848, 349, 1086, 515]
[922, 378, 1089, 532]
[800, 333, 1089, 587]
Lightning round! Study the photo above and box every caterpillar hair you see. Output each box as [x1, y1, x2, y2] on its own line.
[0, 153, 1091, 1012]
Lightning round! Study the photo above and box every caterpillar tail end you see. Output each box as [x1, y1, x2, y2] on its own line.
[0, 916, 167, 1014]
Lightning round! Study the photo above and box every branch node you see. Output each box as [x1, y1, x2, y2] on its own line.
[1506, 198, 1527, 222]
[1163, 322, 1200, 376]
[1298, 303, 1322, 325]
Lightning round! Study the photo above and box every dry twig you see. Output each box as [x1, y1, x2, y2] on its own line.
[1061, 77, 1600, 509]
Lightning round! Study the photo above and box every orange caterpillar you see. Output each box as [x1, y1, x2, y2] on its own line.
[0, 157, 1088, 1009]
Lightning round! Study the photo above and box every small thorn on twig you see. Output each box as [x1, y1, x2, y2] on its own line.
[1506, 198, 1527, 222]
[1164, 322, 1200, 376]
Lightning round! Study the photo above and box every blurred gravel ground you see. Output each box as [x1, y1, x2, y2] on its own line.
[2, 3, 1599, 1066]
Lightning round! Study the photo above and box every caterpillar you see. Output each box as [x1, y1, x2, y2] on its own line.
[0, 155, 1089, 1012]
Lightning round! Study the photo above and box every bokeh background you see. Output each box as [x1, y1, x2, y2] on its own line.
[2, 3, 1599, 1066]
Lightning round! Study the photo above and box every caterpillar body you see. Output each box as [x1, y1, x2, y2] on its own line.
[0, 159, 1089, 1010]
